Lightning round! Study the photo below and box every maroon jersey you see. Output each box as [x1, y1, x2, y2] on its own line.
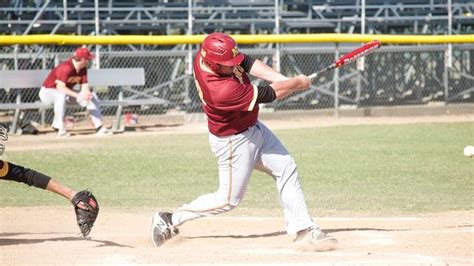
[193, 51, 259, 136]
[42, 58, 88, 89]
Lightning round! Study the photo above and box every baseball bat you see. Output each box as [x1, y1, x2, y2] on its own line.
[308, 40, 381, 80]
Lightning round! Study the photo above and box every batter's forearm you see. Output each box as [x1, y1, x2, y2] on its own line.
[249, 60, 287, 83]
[271, 75, 309, 100]
[271, 79, 300, 99]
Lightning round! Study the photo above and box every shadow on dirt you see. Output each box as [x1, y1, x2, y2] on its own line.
[0, 233, 132, 248]
[185, 224, 474, 240]
[186, 231, 286, 239]
[327, 224, 473, 233]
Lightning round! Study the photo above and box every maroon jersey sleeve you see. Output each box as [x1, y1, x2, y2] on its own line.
[210, 79, 258, 112]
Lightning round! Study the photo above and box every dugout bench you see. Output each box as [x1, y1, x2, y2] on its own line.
[0, 68, 168, 134]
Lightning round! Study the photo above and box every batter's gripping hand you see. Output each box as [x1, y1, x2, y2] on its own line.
[71, 190, 99, 237]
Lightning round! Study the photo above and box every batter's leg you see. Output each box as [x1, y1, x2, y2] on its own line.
[254, 121, 315, 235]
[171, 128, 261, 226]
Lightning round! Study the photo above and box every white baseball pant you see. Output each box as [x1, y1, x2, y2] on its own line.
[171, 120, 316, 235]
[39, 87, 104, 130]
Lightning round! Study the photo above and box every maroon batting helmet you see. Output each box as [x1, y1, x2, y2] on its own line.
[200, 32, 244, 72]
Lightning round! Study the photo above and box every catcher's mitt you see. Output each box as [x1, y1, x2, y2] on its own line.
[71, 190, 99, 237]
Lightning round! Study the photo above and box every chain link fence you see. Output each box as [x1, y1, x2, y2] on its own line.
[0, 43, 473, 130]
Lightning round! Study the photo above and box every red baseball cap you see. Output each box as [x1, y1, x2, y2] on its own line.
[74, 47, 95, 60]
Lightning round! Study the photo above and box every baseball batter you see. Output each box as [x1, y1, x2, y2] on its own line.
[39, 46, 111, 137]
[151, 32, 337, 251]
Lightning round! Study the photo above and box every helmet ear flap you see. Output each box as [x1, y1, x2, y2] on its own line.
[203, 58, 219, 72]
[201, 48, 218, 72]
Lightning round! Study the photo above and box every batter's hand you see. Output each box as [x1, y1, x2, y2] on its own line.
[295, 74, 310, 91]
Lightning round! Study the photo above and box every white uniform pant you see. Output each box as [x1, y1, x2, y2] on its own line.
[172, 121, 316, 235]
[39, 87, 103, 130]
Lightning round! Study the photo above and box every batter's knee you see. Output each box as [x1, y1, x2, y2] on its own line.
[215, 190, 241, 210]
[281, 155, 297, 170]
[0, 161, 51, 189]
[228, 197, 241, 209]
[283, 154, 296, 165]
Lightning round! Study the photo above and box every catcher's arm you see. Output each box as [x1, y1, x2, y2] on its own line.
[0, 161, 86, 211]
[0, 161, 97, 237]
[42, 178, 88, 209]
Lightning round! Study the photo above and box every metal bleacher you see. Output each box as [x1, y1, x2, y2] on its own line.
[0, 1, 473, 125]
[1, 0, 473, 36]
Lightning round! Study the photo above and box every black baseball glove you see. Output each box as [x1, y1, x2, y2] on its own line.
[71, 190, 99, 237]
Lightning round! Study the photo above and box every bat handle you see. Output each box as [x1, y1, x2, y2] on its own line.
[308, 64, 335, 80]
[308, 73, 318, 80]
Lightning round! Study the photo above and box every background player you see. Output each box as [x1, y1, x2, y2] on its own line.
[0, 160, 99, 237]
[151, 32, 337, 252]
[39, 46, 111, 137]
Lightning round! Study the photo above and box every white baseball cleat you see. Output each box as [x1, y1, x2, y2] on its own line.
[150, 212, 179, 247]
[294, 227, 338, 252]
[56, 128, 71, 138]
[95, 126, 113, 136]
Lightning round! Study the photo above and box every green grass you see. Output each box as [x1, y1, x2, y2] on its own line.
[1, 122, 473, 214]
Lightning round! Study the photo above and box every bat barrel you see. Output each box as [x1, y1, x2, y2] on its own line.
[335, 40, 381, 67]
[308, 41, 381, 81]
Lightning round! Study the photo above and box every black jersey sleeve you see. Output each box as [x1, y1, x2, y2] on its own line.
[240, 54, 256, 73]
[256, 85, 276, 103]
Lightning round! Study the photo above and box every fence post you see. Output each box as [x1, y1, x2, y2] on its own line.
[273, 0, 281, 72]
[10, 44, 21, 134]
[112, 87, 124, 131]
[40, 50, 48, 126]
[94, 0, 101, 69]
[334, 43, 340, 118]
[444, 47, 450, 105]
[356, 0, 366, 107]
[444, 0, 453, 105]
[184, 0, 193, 106]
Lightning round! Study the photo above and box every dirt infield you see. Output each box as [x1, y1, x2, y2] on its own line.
[0, 208, 472, 265]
